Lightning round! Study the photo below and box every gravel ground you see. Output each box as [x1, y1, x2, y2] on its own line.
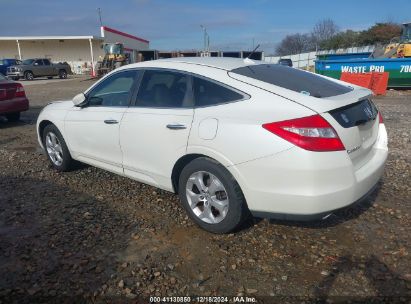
[0, 78, 410, 303]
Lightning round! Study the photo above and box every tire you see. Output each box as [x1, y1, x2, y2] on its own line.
[5, 112, 20, 122]
[47, 76, 53, 79]
[12, 76, 20, 81]
[58, 70, 67, 79]
[24, 71, 34, 81]
[42, 124, 73, 172]
[178, 157, 250, 234]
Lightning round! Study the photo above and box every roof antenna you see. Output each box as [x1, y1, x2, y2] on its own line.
[244, 44, 260, 64]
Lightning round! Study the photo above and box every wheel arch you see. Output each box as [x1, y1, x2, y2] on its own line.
[171, 153, 205, 193]
[171, 152, 239, 194]
[37, 119, 66, 149]
[38, 120, 54, 139]
[37, 119, 55, 149]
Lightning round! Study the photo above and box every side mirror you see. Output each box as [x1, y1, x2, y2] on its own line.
[72, 93, 86, 106]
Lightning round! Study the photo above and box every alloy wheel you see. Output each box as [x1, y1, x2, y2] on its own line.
[45, 132, 63, 166]
[185, 171, 229, 224]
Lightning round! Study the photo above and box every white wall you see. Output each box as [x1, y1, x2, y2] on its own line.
[265, 45, 375, 69]
[0, 39, 104, 75]
[265, 52, 317, 69]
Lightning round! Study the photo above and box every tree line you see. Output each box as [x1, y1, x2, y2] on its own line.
[275, 19, 402, 56]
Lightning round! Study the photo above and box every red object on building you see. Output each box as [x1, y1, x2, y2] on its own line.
[340, 72, 373, 89]
[101, 26, 149, 43]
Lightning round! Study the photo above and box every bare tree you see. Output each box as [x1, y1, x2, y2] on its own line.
[312, 18, 339, 46]
[275, 33, 314, 56]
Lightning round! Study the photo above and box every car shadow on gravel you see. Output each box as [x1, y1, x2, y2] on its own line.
[0, 118, 28, 129]
[313, 254, 410, 301]
[266, 182, 383, 229]
[0, 106, 43, 129]
[0, 175, 139, 302]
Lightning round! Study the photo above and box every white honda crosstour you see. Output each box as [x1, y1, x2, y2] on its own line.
[37, 57, 388, 233]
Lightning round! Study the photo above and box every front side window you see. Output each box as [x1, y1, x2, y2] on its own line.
[43, 59, 51, 65]
[193, 77, 244, 107]
[87, 70, 138, 107]
[34, 60, 43, 66]
[135, 70, 190, 108]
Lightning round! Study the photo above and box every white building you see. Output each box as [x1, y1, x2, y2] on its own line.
[0, 26, 149, 75]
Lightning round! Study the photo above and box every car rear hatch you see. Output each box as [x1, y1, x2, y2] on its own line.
[229, 65, 381, 169]
[0, 81, 18, 101]
[322, 96, 381, 169]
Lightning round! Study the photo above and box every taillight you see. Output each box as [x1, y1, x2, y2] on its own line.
[15, 84, 26, 98]
[378, 112, 383, 124]
[262, 114, 345, 152]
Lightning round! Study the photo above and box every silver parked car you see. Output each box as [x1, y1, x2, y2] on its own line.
[7, 58, 72, 81]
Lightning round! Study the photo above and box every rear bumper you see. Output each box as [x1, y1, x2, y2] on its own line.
[0, 98, 29, 114]
[229, 124, 388, 220]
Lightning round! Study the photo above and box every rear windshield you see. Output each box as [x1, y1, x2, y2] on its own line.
[231, 64, 352, 98]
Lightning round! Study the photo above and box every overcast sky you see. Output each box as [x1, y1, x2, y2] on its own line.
[0, 0, 410, 54]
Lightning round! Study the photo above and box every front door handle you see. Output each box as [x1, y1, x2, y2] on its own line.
[166, 123, 186, 130]
[104, 119, 119, 124]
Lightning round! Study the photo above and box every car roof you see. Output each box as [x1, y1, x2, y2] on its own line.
[126, 57, 266, 71]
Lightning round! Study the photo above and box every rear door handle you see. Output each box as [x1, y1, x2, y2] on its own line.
[166, 123, 186, 130]
[104, 119, 119, 124]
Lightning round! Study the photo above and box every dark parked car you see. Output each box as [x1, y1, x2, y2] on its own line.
[0, 59, 21, 75]
[0, 73, 29, 121]
[278, 58, 293, 67]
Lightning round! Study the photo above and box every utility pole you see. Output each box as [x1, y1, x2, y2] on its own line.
[97, 8, 103, 27]
[200, 25, 207, 52]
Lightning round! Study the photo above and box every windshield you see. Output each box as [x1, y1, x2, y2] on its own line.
[402, 24, 411, 41]
[231, 64, 352, 98]
[22, 59, 35, 65]
[104, 44, 123, 55]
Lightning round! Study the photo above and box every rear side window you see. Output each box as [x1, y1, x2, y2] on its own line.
[231, 64, 352, 98]
[136, 70, 190, 108]
[193, 77, 244, 107]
